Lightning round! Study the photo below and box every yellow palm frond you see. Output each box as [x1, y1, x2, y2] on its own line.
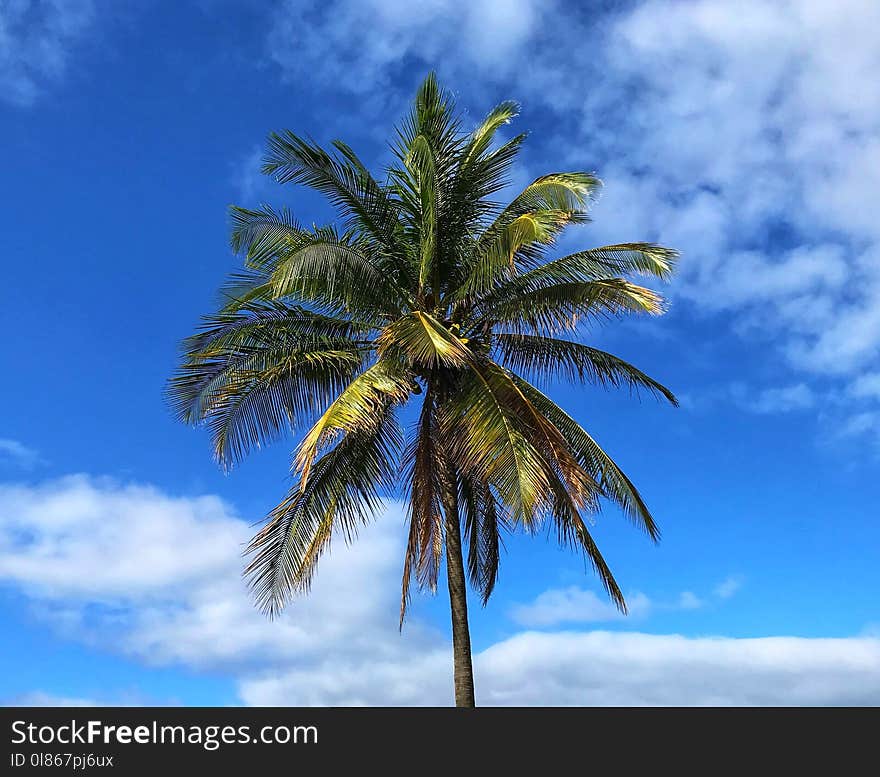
[295, 359, 413, 485]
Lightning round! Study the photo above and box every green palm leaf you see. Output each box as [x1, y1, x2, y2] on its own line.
[229, 205, 308, 270]
[461, 475, 507, 605]
[513, 376, 663, 540]
[379, 311, 472, 370]
[400, 388, 444, 626]
[268, 229, 411, 319]
[295, 358, 414, 484]
[245, 401, 402, 617]
[483, 277, 665, 334]
[495, 333, 678, 404]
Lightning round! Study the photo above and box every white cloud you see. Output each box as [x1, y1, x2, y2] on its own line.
[715, 576, 744, 600]
[572, 0, 880, 435]
[0, 475, 445, 698]
[1, 476, 878, 706]
[510, 587, 651, 627]
[6, 691, 100, 707]
[0, 475, 244, 599]
[243, 631, 880, 706]
[582, 0, 880, 385]
[849, 373, 880, 401]
[266, 0, 540, 99]
[471, 631, 880, 706]
[835, 410, 880, 448]
[232, 146, 271, 203]
[677, 591, 703, 610]
[0, 439, 42, 469]
[0, 0, 95, 106]
[511, 573, 748, 628]
[744, 384, 816, 415]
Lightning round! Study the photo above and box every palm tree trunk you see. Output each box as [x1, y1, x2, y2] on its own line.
[439, 468, 476, 707]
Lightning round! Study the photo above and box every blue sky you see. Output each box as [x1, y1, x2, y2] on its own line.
[1, 0, 879, 706]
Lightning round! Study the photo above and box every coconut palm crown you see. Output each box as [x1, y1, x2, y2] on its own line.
[168, 74, 678, 707]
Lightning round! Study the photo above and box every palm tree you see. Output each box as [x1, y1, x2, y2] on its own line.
[169, 74, 678, 707]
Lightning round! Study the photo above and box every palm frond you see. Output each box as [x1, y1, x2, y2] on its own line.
[392, 72, 463, 179]
[180, 300, 374, 357]
[262, 131, 410, 271]
[455, 210, 580, 301]
[548, 243, 679, 281]
[549, 478, 627, 611]
[405, 134, 438, 295]
[448, 104, 525, 217]
[378, 311, 472, 369]
[441, 357, 600, 526]
[268, 228, 411, 319]
[451, 172, 600, 301]
[504, 172, 600, 214]
[495, 333, 678, 404]
[245, 402, 402, 616]
[168, 301, 371, 468]
[483, 277, 665, 334]
[229, 205, 308, 270]
[169, 340, 364, 469]
[295, 358, 414, 485]
[460, 100, 520, 171]
[461, 475, 506, 605]
[400, 389, 444, 626]
[513, 376, 662, 540]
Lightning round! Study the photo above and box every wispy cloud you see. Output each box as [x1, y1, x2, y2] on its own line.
[715, 576, 744, 600]
[849, 374, 880, 401]
[0, 0, 96, 107]
[835, 411, 880, 449]
[581, 0, 880, 386]
[0, 439, 43, 469]
[741, 384, 816, 415]
[677, 591, 703, 610]
[679, 381, 825, 419]
[231, 145, 270, 203]
[510, 587, 652, 627]
[266, 0, 541, 98]
[512, 574, 745, 628]
[4, 691, 99, 707]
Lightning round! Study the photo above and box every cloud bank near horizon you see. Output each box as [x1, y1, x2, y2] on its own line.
[1, 476, 877, 706]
